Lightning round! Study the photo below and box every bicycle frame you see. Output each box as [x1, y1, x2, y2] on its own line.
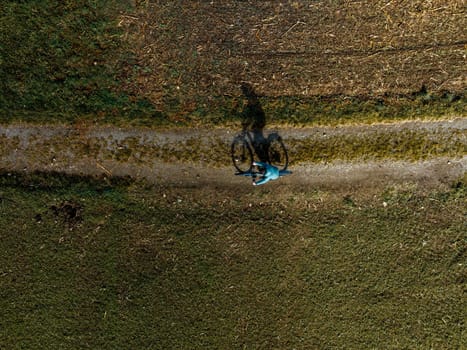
[239, 129, 255, 149]
[231, 128, 289, 173]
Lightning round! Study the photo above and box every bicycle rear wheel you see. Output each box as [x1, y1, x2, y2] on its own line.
[267, 134, 288, 171]
[231, 136, 253, 173]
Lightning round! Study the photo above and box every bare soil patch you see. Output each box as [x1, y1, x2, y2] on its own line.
[120, 0, 466, 109]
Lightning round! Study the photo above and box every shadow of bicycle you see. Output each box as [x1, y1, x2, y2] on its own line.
[231, 83, 290, 173]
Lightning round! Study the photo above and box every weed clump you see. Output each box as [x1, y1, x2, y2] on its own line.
[50, 201, 83, 228]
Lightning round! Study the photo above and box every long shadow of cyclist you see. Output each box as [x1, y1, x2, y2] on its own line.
[239, 82, 269, 163]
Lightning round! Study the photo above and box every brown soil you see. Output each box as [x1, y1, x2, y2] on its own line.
[120, 0, 466, 109]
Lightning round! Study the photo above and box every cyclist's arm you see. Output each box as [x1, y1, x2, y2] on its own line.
[253, 161, 268, 168]
[253, 175, 271, 186]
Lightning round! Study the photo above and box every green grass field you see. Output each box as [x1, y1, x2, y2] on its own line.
[0, 0, 158, 123]
[1, 172, 465, 349]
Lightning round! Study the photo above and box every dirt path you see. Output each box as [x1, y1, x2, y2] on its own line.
[1, 119, 465, 190]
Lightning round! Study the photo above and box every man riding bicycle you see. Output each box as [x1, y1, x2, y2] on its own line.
[252, 161, 291, 186]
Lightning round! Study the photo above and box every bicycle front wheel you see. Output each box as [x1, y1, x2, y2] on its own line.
[267, 134, 288, 171]
[231, 136, 253, 173]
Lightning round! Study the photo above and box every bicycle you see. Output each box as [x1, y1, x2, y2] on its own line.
[231, 129, 289, 174]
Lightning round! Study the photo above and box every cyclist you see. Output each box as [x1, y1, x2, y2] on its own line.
[252, 161, 291, 186]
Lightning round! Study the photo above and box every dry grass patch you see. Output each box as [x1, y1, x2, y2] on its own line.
[121, 0, 466, 110]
